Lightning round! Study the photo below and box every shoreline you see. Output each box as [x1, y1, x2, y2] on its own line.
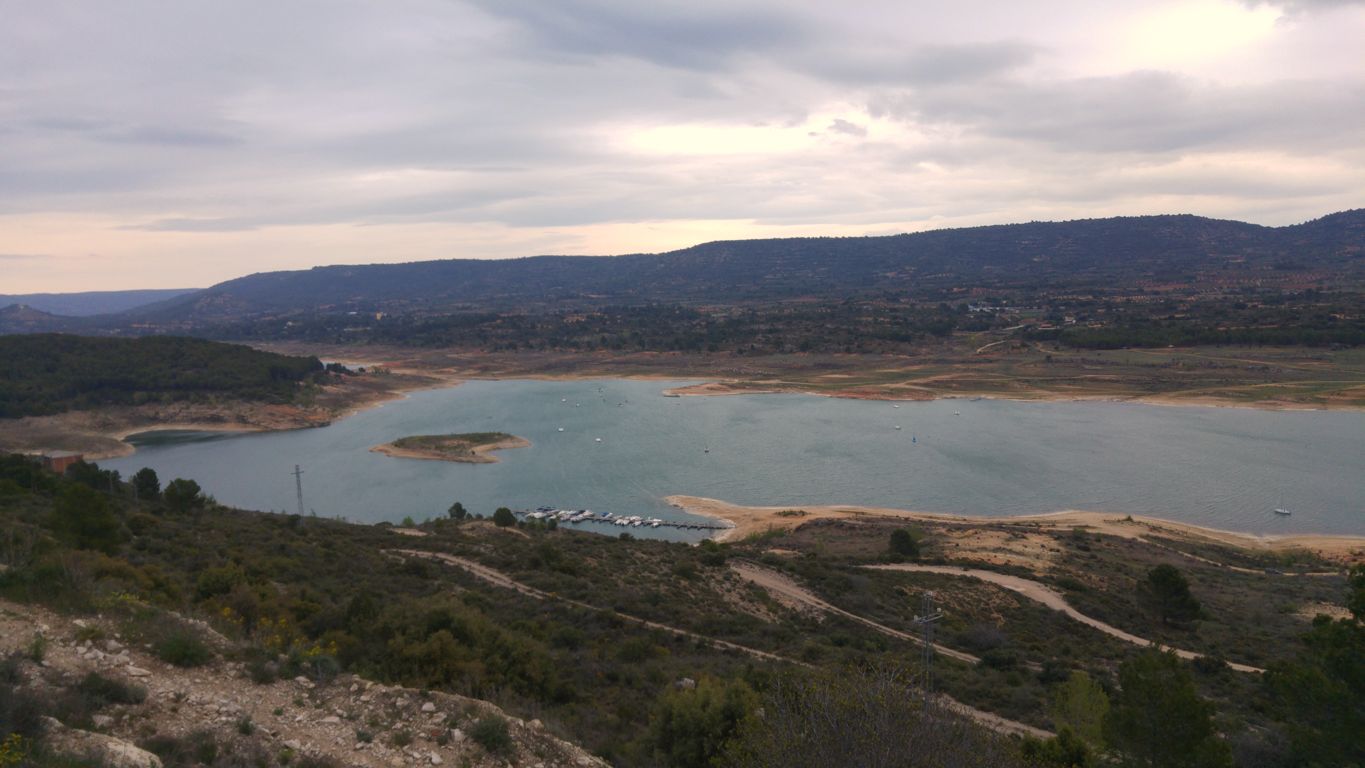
[658, 380, 1357, 412]
[370, 435, 531, 464]
[665, 495, 1365, 563]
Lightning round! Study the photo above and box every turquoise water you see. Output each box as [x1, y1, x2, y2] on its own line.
[104, 379, 1365, 539]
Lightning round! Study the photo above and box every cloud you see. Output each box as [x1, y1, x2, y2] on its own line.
[873, 72, 1365, 154]
[825, 119, 867, 137]
[1, 1, 1363, 291]
[463, 0, 808, 70]
[1243, 0, 1365, 14]
[0, 253, 41, 260]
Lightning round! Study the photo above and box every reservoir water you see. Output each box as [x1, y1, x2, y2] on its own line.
[105, 379, 1365, 539]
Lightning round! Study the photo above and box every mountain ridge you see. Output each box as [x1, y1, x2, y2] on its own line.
[121, 210, 1365, 325]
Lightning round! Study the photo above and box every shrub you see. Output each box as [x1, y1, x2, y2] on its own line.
[154, 630, 211, 668]
[141, 730, 220, 766]
[469, 714, 512, 755]
[889, 528, 921, 558]
[492, 508, 516, 528]
[76, 672, 147, 706]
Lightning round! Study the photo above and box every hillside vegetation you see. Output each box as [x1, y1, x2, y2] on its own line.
[1, 454, 1360, 766]
[0, 334, 323, 418]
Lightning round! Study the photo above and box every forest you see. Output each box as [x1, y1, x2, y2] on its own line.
[0, 334, 323, 418]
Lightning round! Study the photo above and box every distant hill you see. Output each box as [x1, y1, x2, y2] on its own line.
[116, 211, 1364, 326]
[0, 288, 198, 316]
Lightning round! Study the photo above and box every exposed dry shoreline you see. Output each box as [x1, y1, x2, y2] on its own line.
[665, 495, 1365, 565]
[0, 366, 456, 460]
[370, 435, 531, 464]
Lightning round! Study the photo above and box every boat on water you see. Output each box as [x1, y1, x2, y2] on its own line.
[1274, 508, 1292, 516]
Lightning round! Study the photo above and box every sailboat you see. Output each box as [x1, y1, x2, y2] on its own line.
[1273, 508, 1292, 516]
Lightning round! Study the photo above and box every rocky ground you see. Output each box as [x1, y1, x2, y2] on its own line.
[0, 599, 606, 768]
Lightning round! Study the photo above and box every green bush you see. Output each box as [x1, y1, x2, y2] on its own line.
[153, 630, 211, 668]
[888, 528, 920, 558]
[469, 714, 512, 755]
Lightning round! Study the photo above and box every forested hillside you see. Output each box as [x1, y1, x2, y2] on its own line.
[0, 334, 322, 418]
[115, 211, 1365, 323]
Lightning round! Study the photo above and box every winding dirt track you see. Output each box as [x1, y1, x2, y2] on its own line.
[866, 564, 1264, 674]
[393, 549, 792, 663]
[393, 550, 1051, 739]
[728, 561, 981, 665]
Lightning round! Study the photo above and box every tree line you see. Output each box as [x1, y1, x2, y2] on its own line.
[0, 334, 324, 418]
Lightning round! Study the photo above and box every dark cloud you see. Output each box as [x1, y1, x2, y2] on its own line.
[1243, 0, 1365, 14]
[463, 0, 808, 69]
[825, 118, 868, 137]
[874, 72, 1365, 154]
[806, 41, 1039, 86]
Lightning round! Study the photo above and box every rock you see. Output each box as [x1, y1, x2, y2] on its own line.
[41, 717, 163, 768]
[105, 639, 124, 652]
[675, 677, 697, 690]
[430, 753, 443, 765]
[284, 740, 302, 751]
[126, 666, 151, 677]
[421, 702, 436, 713]
[320, 715, 341, 724]
[448, 728, 465, 743]
[92, 714, 114, 729]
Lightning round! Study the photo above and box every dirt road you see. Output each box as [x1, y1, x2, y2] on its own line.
[866, 564, 1264, 673]
[728, 561, 981, 665]
[396, 550, 1051, 739]
[393, 550, 793, 664]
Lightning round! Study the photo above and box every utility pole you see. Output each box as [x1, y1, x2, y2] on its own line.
[913, 590, 943, 705]
[292, 465, 305, 517]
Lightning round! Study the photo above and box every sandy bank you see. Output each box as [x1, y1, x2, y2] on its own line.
[665, 495, 1365, 564]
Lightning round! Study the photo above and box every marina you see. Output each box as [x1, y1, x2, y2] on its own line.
[521, 507, 733, 532]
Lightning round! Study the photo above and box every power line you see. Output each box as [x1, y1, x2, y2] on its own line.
[913, 590, 943, 705]
[292, 464, 305, 517]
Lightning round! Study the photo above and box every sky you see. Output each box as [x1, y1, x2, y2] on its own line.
[2, 0, 1364, 293]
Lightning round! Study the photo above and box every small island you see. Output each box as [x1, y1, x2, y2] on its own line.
[370, 432, 530, 464]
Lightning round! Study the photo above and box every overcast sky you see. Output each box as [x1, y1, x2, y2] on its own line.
[3, 0, 1364, 292]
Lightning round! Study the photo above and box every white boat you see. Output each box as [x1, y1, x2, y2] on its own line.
[894, 425, 902, 430]
[1273, 508, 1292, 516]
[594, 437, 603, 443]
[557, 427, 565, 432]
[892, 404, 900, 408]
